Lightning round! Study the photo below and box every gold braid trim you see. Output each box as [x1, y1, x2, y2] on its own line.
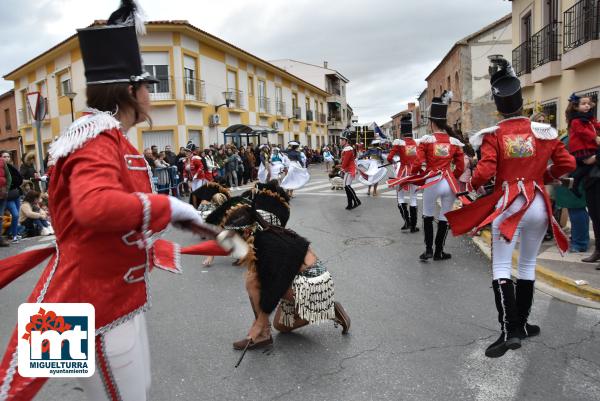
[205, 181, 231, 199]
[219, 203, 254, 227]
[260, 190, 290, 209]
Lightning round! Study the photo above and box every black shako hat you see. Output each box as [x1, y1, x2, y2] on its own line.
[490, 57, 523, 115]
[429, 90, 451, 121]
[400, 114, 412, 135]
[77, 0, 158, 85]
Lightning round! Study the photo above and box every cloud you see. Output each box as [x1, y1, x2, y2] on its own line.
[0, 0, 512, 123]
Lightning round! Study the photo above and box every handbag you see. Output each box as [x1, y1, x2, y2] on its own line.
[7, 188, 20, 201]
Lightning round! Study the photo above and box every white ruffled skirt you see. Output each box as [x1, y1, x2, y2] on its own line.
[281, 161, 310, 190]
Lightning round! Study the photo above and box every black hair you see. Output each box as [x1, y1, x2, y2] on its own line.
[430, 118, 464, 142]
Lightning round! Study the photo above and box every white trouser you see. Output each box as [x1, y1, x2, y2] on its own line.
[422, 178, 455, 221]
[492, 193, 548, 281]
[79, 313, 151, 401]
[343, 172, 354, 186]
[397, 184, 418, 207]
[191, 178, 205, 191]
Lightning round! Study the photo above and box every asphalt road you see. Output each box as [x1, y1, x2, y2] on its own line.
[1, 167, 599, 401]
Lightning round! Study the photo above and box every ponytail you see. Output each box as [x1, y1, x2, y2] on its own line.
[431, 119, 464, 142]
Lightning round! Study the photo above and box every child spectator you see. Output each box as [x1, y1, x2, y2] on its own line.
[19, 190, 53, 237]
[566, 93, 600, 196]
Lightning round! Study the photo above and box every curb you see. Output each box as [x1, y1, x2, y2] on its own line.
[477, 230, 600, 303]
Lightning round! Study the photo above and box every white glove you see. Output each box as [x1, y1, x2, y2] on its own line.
[168, 196, 204, 227]
[216, 230, 249, 259]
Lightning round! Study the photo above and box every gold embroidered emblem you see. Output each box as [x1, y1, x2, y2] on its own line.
[503, 134, 534, 159]
[434, 144, 450, 157]
[405, 145, 417, 156]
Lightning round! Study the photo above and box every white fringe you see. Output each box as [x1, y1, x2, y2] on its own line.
[419, 135, 436, 144]
[279, 271, 336, 326]
[48, 109, 121, 165]
[449, 137, 465, 147]
[392, 139, 404, 146]
[530, 122, 558, 140]
[469, 126, 499, 150]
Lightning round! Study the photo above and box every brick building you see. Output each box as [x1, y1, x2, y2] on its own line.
[0, 90, 20, 165]
[390, 102, 416, 138]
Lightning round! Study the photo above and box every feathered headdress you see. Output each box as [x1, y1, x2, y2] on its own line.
[108, 0, 147, 35]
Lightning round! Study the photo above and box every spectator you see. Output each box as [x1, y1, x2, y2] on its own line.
[215, 148, 226, 178]
[19, 190, 53, 237]
[0, 151, 11, 247]
[238, 148, 248, 185]
[323, 146, 334, 171]
[20, 152, 40, 192]
[151, 145, 159, 159]
[225, 149, 239, 188]
[2, 151, 23, 243]
[155, 151, 170, 168]
[143, 148, 155, 172]
[164, 145, 178, 166]
[245, 147, 256, 181]
[204, 149, 216, 180]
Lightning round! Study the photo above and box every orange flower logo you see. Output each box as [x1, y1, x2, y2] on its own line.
[22, 308, 72, 352]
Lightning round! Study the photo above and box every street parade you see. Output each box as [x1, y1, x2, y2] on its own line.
[0, 0, 599, 400]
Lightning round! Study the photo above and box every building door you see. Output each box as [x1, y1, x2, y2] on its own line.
[142, 130, 174, 151]
[544, 0, 560, 25]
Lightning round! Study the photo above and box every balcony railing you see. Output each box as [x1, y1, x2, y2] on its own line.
[318, 112, 327, 124]
[327, 86, 341, 96]
[149, 76, 175, 101]
[184, 78, 206, 102]
[275, 100, 286, 116]
[531, 22, 562, 69]
[258, 96, 271, 114]
[292, 107, 302, 120]
[512, 39, 532, 76]
[223, 88, 245, 109]
[306, 110, 314, 121]
[18, 108, 30, 126]
[564, 0, 600, 52]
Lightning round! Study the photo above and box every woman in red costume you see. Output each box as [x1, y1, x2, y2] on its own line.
[0, 2, 246, 400]
[446, 58, 575, 358]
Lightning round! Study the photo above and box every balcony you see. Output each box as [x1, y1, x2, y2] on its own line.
[275, 101, 286, 118]
[184, 78, 206, 103]
[563, 0, 600, 69]
[317, 112, 326, 124]
[512, 40, 533, 87]
[149, 76, 175, 102]
[223, 88, 245, 110]
[18, 108, 30, 126]
[258, 96, 271, 114]
[306, 110, 314, 122]
[327, 116, 344, 130]
[531, 22, 562, 82]
[292, 107, 302, 120]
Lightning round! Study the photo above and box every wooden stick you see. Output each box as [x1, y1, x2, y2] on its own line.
[235, 341, 251, 368]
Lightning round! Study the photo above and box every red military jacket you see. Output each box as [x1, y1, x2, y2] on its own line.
[340, 145, 357, 177]
[568, 117, 600, 157]
[191, 155, 207, 180]
[387, 137, 419, 187]
[0, 111, 176, 401]
[398, 132, 465, 193]
[446, 117, 576, 252]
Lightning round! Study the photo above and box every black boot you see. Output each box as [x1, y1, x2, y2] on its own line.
[398, 203, 409, 230]
[433, 220, 451, 260]
[344, 186, 353, 210]
[582, 248, 600, 263]
[409, 206, 420, 233]
[348, 186, 361, 208]
[515, 279, 540, 339]
[485, 279, 522, 358]
[419, 216, 434, 260]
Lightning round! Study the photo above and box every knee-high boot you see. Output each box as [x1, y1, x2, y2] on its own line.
[419, 216, 434, 260]
[433, 220, 451, 260]
[344, 186, 353, 210]
[515, 279, 540, 339]
[348, 185, 361, 208]
[409, 206, 419, 233]
[398, 203, 409, 230]
[485, 279, 522, 358]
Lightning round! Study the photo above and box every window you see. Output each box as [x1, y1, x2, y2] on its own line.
[227, 69, 238, 91]
[258, 80, 266, 98]
[4, 109, 11, 131]
[188, 129, 202, 148]
[258, 80, 267, 112]
[184, 55, 196, 96]
[454, 72, 460, 93]
[521, 12, 532, 42]
[248, 76, 254, 97]
[275, 86, 282, 103]
[142, 52, 170, 94]
[541, 101, 558, 128]
[447, 76, 451, 91]
[142, 130, 174, 150]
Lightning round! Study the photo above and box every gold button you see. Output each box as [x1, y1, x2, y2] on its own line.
[127, 160, 133, 165]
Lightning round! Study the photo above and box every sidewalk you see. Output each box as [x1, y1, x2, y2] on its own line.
[476, 229, 600, 303]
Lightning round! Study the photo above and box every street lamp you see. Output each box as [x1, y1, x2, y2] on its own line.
[64, 90, 77, 122]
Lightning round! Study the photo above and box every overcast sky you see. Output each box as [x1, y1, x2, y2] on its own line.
[0, 0, 512, 124]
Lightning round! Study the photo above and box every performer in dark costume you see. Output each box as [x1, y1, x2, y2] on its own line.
[446, 57, 575, 358]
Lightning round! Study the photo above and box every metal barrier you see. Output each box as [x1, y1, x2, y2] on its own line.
[153, 166, 179, 194]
